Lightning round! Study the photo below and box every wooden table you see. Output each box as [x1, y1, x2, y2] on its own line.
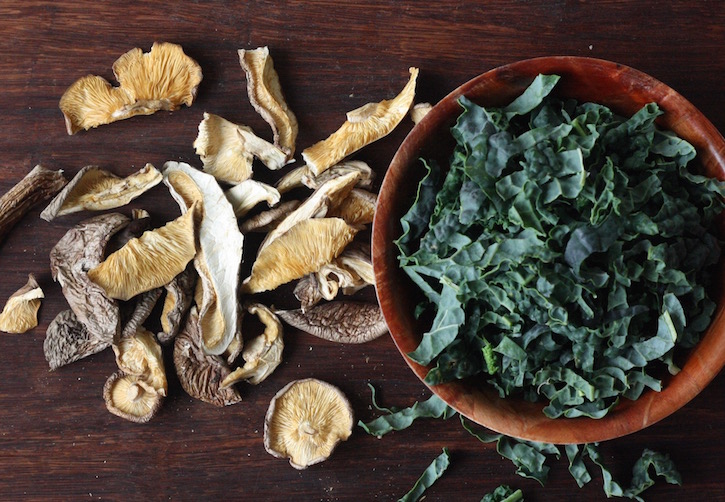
[1, 1, 723, 500]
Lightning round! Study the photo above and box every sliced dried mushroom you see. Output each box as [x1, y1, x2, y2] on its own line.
[0, 274, 44, 334]
[410, 102, 433, 124]
[60, 42, 202, 134]
[50, 213, 130, 342]
[237, 125, 289, 171]
[275, 165, 309, 194]
[239, 46, 298, 160]
[173, 307, 242, 407]
[0, 165, 66, 243]
[114, 327, 167, 396]
[239, 200, 301, 234]
[276, 301, 387, 344]
[264, 378, 353, 469]
[44, 309, 110, 370]
[302, 161, 375, 191]
[225, 179, 281, 218]
[293, 275, 323, 312]
[328, 188, 377, 226]
[40, 164, 162, 221]
[194, 112, 254, 184]
[163, 161, 244, 355]
[159, 265, 196, 344]
[120, 287, 163, 340]
[104, 370, 163, 423]
[88, 204, 199, 301]
[109, 208, 153, 252]
[314, 261, 366, 301]
[336, 242, 374, 285]
[301, 67, 419, 175]
[242, 217, 358, 294]
[221, 303, 283, 387]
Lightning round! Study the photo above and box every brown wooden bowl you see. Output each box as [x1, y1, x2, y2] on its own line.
[372, 56, 725, 444]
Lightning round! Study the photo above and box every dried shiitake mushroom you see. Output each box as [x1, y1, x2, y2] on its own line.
[41, 164, 162, 221]
[277, 301, 387, 344]
[301, 67, 418, 175]
[264, 378, 353, 469]
[114, 327, 167, 396]
[239, 46, 298, 160]
[44, 309, 109, 370]
[239, 200, 301, 234]
[120, 288, 162, 340]
[60, 42, 202, 134]
[104, 370, 163, 423]
[0, 274, 44, 334]
[159, 265, 196, 344]
[225, 179, 281, 218]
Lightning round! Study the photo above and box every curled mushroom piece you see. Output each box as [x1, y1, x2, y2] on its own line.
[264, 379, 353, 469]
[302, 161, 375, 191]
[0, 274, 44, 334]
[225, 179, 281, 218]
[410, 102, 433, 124]
[104, 370, 163, 423]
[301, 67, 419, 176]
[44, 310, 110, 370]
[277, 301, 388, 344]
[88, 204, 199, 301]
[239, 200, 301, 234]
[221, 303, 284, 387]
[328, 188, 377, 226]
[120, 287, 163, 340]
[0, 165, 66, 243]
[114, 327, 167, 396]
[60, 42, 202, 134]
[50, 213, 130, 342]
[40, 164, 162, 221]
[159, 265, 197, 344]
[239, 46, 298, 160]
[173, 307, 242, 407]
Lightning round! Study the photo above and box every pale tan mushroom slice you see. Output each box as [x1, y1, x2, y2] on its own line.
[301, 67, 419, 176]
[40, 164, 162, 221]
[104, 370, 163, 423]
[50, 213, 130, 342]
[158, 265, 197, 344]
[163, 161, 244, 356]
[221, 304, 284, 387]
[276, 301, 387, 344]
[60, 42, 202, 134]
[410, 102, 433, 124]
[328, 188, 377, 226]
[0, 274, 44, 334]
[225, 179, 281, 218]
[242, 218, 358, 294]
[259, 171, 361, 253]
[264, 378, 353, 469]
[337, 243, 375, 286]
[44, 310, 110, 370]
[237, 125, 289, 171]
[194, 112, 254, 184]
[276, 161, 375, 195]
[173, 307, 242, 407]
[275, 165, 309, 194]
[114, 327, 167, 397]
[239, 200, 301, 234]
[314, 262, 366, 301]
[239, 46, 298, 160]
[88, 204, 199, 302]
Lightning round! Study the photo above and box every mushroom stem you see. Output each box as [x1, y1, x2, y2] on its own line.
[299, 421, 317, 436]
[127, 383, 143, 401]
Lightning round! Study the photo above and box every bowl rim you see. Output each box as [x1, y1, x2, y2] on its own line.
[372, 55, 725, 444]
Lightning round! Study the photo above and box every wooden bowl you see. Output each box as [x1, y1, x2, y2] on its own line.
[372, 56, 725, 444]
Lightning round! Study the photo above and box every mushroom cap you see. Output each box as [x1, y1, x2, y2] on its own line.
[264, 378, 353, 469]
[0, 274, 44, 334]
[103, 370, 163, 423]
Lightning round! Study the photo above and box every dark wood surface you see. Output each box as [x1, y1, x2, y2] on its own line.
[0, 1, 724, 500]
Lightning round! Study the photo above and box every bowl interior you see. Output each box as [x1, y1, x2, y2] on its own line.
[372, 56, 725, 444]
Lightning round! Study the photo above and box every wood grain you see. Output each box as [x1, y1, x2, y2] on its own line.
[0, 1, 724, 501]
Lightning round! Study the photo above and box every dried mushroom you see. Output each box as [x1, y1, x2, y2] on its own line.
[237, 125, 289, 171]
[239, 46, 298, 160]
[44, 309, 110, 370]
[110, 208, 153, 252]
[120, 288, 163, 339]
[194, 112, 254, 184]
[225, 179, 281, 218]
[173, 308, 242, 407]
[277, 301, 387, 344]
[60, 42, 202, 134]
[301, 67, 419, 175]
[275, 165, 308, 194]
[328, 188, 377, 226]
[114, 327, 167, 396]
[88, 204, 199, 301]
[40, 164, 162, 221]
[50, 213, 130, 342]
[0, 274, 44, 334]
[239, 200, 301, 234]
[159, 265, 196, 344]
[264, 379, 353, 469]
[410, 102, 433, 124]
[302, 161, 375, 191]
[104, 370, 163, 423]
[242, 217, 358, 294]
[163, 161, 244, 355]
[0, 165, 66, 243]
[221, 303, 283, 387]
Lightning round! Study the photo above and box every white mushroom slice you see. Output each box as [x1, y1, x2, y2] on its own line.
[113, 327, 167, 396]
[194, 112, 254, 184]
[40, 164, 162, 221]
[0, 274, 44, 334]
[239, 46, 298, 160]
[239, 200, 301, 234]
[163, 161, 244, 355]
[410, 102, 433, 124]
[264, 379, 353, 469]
[225, 179, 281, 218]
[221, 303, 284, 386]
[301, 67, 418, 175]
[104, 370, 163, 423]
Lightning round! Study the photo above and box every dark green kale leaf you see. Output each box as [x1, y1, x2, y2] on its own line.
[398, 448, 451, 502]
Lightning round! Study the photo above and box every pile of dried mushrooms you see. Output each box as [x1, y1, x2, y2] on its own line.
[0, 41, 422, 466]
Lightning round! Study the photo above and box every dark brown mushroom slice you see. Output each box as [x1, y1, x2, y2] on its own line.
[293, 275, 323, 312]
[276, 301, 388, 344]
[173, 308, 242, 407]
[158, 264, 197, 344]
[50, 212, 130, 342]
[120, 287, 163, 340]
[43, 309, 110, 370]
